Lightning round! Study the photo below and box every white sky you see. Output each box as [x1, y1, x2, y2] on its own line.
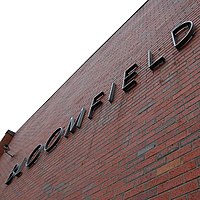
[0, 0, 147, 140]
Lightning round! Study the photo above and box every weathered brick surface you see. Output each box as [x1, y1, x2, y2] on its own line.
[0, 0, 199, 199]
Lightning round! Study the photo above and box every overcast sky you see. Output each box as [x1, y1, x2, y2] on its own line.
[0, 0, 147, 140]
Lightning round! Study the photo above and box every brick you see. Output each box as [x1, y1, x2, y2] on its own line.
[180, 131, 200, 147]
[157, 158, 183, 175]
[192, 137, 200, 151]
[146, 173, 169, 189]
[150, 192, 169, 200]
[183, 147, 200, 163]
[167, 143, 192, 162]
[132, 187, 157, 200]
[155, 117, 177, 134]
[169, 160, 196, 178]
[137, 142, 156, 156]
[174, 196, 187, 200]
[138, 101, 155, 115]
[145, 157, 166, 173]
[173, 84, 193, 100]
[157, 143, 179, 160]
[184, 168, 200, 182]
[170, 180, 199, 199]
[124, 184, 145, 199]
[188, 190, 200, 200]
[157, 175, 184, 194]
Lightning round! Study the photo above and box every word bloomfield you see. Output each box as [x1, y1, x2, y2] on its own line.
[5, 21, 195, 185]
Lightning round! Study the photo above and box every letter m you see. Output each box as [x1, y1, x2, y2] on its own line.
[64, 107, 86, 138]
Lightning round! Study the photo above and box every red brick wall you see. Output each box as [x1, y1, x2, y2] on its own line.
[0, 0, 199, 199]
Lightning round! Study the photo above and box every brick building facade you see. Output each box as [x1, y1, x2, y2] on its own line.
[0, 0, 199, 199]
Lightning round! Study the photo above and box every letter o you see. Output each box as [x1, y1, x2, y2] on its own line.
[26, 144, 43, 168]
[44, 127, 63, 152]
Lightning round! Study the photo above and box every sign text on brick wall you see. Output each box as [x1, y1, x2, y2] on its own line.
[5, 21, 195, 185]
